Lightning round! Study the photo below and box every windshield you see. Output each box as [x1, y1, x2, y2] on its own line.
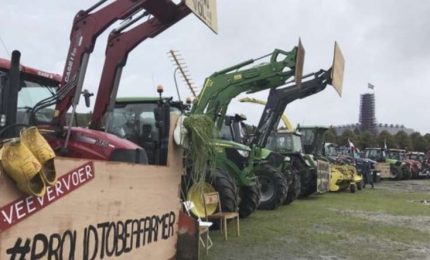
[16, 79, 56, 124]
[220, 124, 233, 141]
[388, 151, 406, 161]
[325, 144, 338, 157]
[365, 149, 382, 161]
[266, 133, 303, 153]
[409, 154, 424, 162]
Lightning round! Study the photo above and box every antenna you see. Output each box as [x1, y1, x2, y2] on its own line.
[0, 34, 10, 56]
[168, 50, 199, 97]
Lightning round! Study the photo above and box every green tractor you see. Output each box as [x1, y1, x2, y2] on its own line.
[106, 43, 305, 218]
[299, 126, 363, 192]
[182, 43, 306, 215]
[217, 41, 344, 207]
[364, 147, 411, 180]
[265, 129, 329, 197]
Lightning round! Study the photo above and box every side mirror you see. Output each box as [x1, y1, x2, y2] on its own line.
[82, 89, 94, 108]
[224, 117, 231, 126]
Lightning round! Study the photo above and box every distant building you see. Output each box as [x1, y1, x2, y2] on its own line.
[334, 123, 415, 135]
[333, 91, 415, 135]
[359, 93, 376, 134]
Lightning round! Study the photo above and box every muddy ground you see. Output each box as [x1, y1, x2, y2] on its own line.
[205, 179, 430, 260]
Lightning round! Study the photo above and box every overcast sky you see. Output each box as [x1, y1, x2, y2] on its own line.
[1, 0, 429, 133]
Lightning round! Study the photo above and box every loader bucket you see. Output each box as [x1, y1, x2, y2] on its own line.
[187, 182, 217, 217]
[330, 41, 345, 96]
[295, 39, 305, 87]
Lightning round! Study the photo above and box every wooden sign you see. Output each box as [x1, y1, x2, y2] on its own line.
[185, 0, 218, 33]
[375, 162, 391, 179]
[331, 41, 345, 97]
[295, 39, 305, 87]
[317, 160, 330, 193]
[0, 116, 184, 259]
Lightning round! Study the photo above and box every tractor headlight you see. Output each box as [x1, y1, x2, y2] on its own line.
[0, 114, 5, 127]
[237, 150, 249, 158]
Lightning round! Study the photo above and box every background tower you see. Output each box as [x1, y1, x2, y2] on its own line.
[359, 93, 376, 134]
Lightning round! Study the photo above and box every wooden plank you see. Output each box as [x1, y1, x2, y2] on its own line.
[376, 162, 392, 178]
[0, 115, 184, 259]
[331, 41, 345, 97]
[185, 0, 218, 33]
[295, 39, 305, 87]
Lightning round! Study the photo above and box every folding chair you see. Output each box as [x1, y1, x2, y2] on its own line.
[183, 201, 213, 254]
[203, 192, 240, 240]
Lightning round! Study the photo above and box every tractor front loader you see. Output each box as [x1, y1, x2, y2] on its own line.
[180, 42, 306, 215]
[0, 1, 219, 257]
[239, 99, 327, 198]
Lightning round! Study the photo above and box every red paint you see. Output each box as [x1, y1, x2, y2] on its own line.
[0, 58, 62, 82]
[0, 161, 95, 232]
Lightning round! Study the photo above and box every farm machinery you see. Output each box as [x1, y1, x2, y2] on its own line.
[388, 149, 414, 179]
[299, 126, 363, 192]
[236, 42, 347, 198]
[364, 147, 412, 180]
[0, 0, 219, 258]
[407, 151, 430, 178]
[110, 43, 307, 217]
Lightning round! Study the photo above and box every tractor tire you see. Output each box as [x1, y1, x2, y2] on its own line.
[401, 165, 412, 180]
[284, 172, 301, 205]
[208, 168, 239, 213]
[238, 183, 261, 218]
[255, 165, 288, 210]
[299, 169, 316, 198]
[357, 180, 363, 190]
[392, 167, 403, 180]
[207, 168, 239, 229]
[350, 183, 356, 193]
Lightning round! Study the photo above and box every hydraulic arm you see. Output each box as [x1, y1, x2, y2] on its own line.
[191, 41, 304, 129]
[49, 0, 186, 128]
[247, 43, 344, 148]
[239, 97, 294, 130]
[89, 3, 190, 129]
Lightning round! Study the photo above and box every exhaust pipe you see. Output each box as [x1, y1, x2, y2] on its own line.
[2, 50, 21, 138]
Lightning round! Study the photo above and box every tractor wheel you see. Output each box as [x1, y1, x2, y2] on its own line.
[401, 165, 412, 180]
[207, 168, 239, 229]
[255, 165, 288, 210]
[373, 172, 381, 183]
[392, 167, 403, 180]
[238, 183, 261, 218]
[299, 169, 316, 198]
[350, 183, 356, 193]
[357, 180, 363, 190]
[208, 168, 239, 213]
[284, 172, 301, 205]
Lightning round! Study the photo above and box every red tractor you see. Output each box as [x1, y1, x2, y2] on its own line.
[1, 0, 192, 164]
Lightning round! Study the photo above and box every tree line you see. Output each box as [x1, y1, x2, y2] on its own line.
[324, 129, 430, 152]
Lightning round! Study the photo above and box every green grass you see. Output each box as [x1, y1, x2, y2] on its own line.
[204, 180, 430, 260]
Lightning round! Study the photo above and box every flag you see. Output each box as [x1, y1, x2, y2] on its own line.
[368, 83, 375, 89]
[348, 138, 355, 148]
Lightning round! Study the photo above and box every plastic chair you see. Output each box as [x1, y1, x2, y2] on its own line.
[183, 201, 213, 254]
[203, 192, 240, 240]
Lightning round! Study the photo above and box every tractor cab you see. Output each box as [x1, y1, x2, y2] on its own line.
[408, 151, 426, 163]
[388, 149, 407, 161]
[108, 96, 185, 165]
[364, 148, 386, 162]
[298, 126, 328, 157]
[0, 56, 61, 138]
[266, 130, 304, 155]
[220, 113, 248, 144]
